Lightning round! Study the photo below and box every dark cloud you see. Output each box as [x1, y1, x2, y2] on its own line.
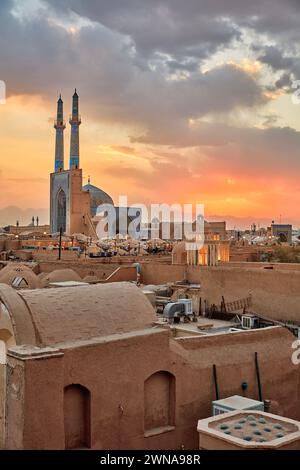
[1, 0, 300, 156]
[258, 46, 294, 71]
[0, 1, 267, 137]
[275, 73, 292, 90]
[47, 0, 300, 95]
[46, 0, 241, 59]
[47, 0, 300, 48]
[253, 43, 300, 91]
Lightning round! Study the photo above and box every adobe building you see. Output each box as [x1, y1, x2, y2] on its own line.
[204, 221, 227, 241]
[269, 223, 292, 244]
[172, 220, 229, 266]
[0, 282, 299, 450]
[156, 220, 227, 243]
[4, 223, 50, 236]
[172, 240, 230, 266]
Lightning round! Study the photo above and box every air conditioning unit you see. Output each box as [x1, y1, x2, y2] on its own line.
[241, 314, 259, 330]
[177, 299, 193, 315]
[212, 395, 264, 416]
[163, 299, 193, 322]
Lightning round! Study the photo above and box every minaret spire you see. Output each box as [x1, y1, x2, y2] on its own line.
[69, 88, 81, 169]
[54, 94, 65, 172]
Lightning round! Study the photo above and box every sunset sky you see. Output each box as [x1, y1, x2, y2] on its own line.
[1, 0, 300, 228]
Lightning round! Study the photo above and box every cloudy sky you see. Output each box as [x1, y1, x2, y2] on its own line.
[1, 0, 300, 228]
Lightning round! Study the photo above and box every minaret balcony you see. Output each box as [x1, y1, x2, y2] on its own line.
[69, 115, 81, 125]
[54, 119, 66, 129]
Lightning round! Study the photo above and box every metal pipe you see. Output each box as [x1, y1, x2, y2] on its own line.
[264, 399, 271, 412]
[213, 364, 219, 400]
[198, 297, 202, 317]
[255, 352, 263, 402]
[58, 227, 62, 261]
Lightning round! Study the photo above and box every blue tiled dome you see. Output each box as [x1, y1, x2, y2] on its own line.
[83, 183, 114, 217]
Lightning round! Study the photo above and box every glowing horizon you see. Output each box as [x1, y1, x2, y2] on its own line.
[1, 1, 300, 229]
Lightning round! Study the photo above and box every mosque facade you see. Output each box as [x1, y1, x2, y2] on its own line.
[50, 91, 114, 237]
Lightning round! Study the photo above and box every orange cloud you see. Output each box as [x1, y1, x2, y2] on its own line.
[1, 95, 300, 226]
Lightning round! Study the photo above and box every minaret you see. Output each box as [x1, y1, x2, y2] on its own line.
[69, 89, 81, 169]
[54, 94, 65, 172]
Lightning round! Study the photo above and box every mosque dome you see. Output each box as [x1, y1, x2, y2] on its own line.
[83, 181, 114, 217]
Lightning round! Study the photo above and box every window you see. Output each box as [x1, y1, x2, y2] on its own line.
[144, 371, 175, 436]
[12, 277, 29, 288]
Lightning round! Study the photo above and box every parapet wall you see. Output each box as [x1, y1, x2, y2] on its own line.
[225, 261, 300, 271]
[140, 263, 300, 323]
[37, 260, 124, 279]
[199, 267, 300, 323]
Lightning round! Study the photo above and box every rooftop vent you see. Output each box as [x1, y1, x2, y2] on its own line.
[212, 395, 264, 416]
[241, 314, 259, 330]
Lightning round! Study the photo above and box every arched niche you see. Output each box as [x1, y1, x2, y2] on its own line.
[64, 384, 91, 449]
[56, 188, 67, 233]
[144, 371, 175, 434]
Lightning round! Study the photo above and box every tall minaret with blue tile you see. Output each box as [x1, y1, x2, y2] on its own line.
[50, 89, 99, 238]
[69, 89, 81, 169]
[54, 94, 65, 172]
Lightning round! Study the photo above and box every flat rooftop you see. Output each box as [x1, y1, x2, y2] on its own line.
[154, 316, 237, 336]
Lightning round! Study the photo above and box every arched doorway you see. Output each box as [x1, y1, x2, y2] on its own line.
[64, 384, 91, 449]
[56, 188, 66, 233]
[279, 233, 288, 243]
[144, 371, 175, 434]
